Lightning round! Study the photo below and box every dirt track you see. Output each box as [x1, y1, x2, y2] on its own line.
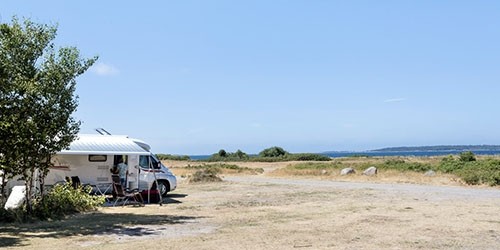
[2, 174, 500, 249]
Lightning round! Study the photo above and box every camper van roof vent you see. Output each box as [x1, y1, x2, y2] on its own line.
[131, 138, 151, 151]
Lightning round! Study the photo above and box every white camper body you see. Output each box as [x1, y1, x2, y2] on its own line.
[6, 134, 177, 196]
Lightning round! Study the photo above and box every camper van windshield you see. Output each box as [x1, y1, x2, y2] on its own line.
[150, 154, 161, 169]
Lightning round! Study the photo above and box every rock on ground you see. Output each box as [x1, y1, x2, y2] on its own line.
[340, 168, 355, 175]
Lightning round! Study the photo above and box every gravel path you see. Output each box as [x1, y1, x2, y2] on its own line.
[225, 175, 500, 201]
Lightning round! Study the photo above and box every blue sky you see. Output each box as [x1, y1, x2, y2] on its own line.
[2, 1, 500, 155]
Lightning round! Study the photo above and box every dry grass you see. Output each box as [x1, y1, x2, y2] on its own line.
[2, 157, 498, 249]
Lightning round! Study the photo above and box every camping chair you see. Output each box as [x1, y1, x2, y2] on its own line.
[111, 174, 120, 184]
[112, 182, 144, 207]
[65, 176, 82, 189]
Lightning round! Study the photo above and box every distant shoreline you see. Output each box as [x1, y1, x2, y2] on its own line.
[189, 148, 500, 160]
[322, 150, 500, 158]
[370, 145, 500, 152]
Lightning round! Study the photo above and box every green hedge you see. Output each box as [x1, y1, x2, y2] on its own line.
[156, 154, 191, 161]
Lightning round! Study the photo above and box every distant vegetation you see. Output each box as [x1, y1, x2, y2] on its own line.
[279, 151, 500, 186]
[156, 154, 191, 161]
[202, 147, 331, 162]
[184, 163, 264, 175]
[372, 145, 500, 152]
[205, 149, 250, 162]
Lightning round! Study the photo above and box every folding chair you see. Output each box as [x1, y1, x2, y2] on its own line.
[111, 175, 120, 184]
[71, 176, 81, 189]
[65, 176, 82, 189]
[112, 182, 144, 207]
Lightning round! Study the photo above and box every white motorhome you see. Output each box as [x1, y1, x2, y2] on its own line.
[6, 134, 177, 196]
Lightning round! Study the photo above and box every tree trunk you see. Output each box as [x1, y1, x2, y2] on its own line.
[24, 168, 35, 214]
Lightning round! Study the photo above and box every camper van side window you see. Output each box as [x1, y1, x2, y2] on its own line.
[139, 155, 150, 169]
[89, 155, 107, 162]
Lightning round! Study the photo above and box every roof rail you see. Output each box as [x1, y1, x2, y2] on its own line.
[95, 128, 112, 135]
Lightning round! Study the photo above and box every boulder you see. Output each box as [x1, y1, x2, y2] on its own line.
[340, 168, 355, 176]
[4, 186, 26, 210]
[363, 166, 377, 176]
[424, 170, 436, 177]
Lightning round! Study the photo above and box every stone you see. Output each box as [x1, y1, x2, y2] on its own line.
[363, 166, 377, 176]
[4, 185, 26, 210]
[340, 167, 355, 175]
[424, 170, 436, 177]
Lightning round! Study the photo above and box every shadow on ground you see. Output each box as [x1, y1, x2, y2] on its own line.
[163, 193, 187, 204]
[0, 211, 201, 248]
[105, 193, 188, 206]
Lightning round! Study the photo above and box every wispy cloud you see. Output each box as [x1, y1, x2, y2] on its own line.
[383, 98, 406, 103]
[91, 63, 119, 76]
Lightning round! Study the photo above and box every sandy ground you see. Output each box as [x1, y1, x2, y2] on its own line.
[1, 161, 500, 249]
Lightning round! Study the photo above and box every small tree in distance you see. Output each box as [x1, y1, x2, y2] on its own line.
[218, 149, 227, 157]
[259, 146, 289, 158]
[459, 151, 476, 162]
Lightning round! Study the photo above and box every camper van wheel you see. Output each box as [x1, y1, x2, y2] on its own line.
[156, 180, 169, 196]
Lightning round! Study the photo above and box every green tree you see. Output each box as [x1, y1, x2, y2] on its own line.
[459, 151, 476, 162]
[234, 149, 249, 159]
[259, 146, 289, 157]
[218, 149, 227, 157]
[0, 17, 97, 212]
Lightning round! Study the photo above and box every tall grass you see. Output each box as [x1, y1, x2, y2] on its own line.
[184, 163, 264, 175]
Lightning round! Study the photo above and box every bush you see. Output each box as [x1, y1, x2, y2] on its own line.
[0, 207, 15, 223]
[286, 153, 331, 161]
[189, 168, 222, 182]
[32, 182, 104, 220]
[459, 151, 476, 162]
[259, 146, 289, 157]
[287, 162, 343, 170]
[376, 159, 432, 172]
[454, 159, 500, 186]
[437, 156, 464, 173]
[205, 149, 250, 162]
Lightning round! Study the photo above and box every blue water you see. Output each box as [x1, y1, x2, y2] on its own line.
[190, 150, 500, 160]
[324, 150, 500, 158]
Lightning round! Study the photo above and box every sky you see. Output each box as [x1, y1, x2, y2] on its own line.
[2, 1, 500, 155]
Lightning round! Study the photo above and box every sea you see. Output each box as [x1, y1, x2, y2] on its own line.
[190, 150, 500, 160]
[323, 150, 500, 158]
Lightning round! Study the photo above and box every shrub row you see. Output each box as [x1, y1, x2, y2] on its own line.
[156, 154, 191, 161]
[204, 153, 331, 162]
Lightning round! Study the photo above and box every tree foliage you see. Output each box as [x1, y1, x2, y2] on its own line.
[206, 149, 250, 161]
[459, 151, 476, 162]
[0, 17, 97, 212]
[259, 146, 289, 158]
[218, 149, 227, 157]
